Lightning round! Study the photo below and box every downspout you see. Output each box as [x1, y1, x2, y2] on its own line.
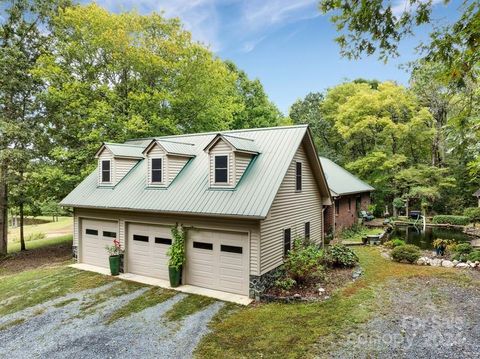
[321, 206, 326, 249]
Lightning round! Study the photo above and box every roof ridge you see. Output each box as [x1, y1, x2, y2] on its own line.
[105, 142, 145, 148]
[124, 124, 309, 142]
[222, 134, 254, 141]
[157, 139, 195, 146]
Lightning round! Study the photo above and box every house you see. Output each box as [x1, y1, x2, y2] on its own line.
[474, 189, 480, 207]
[61, 125, 331, 299]
[319, 157, 374, 234]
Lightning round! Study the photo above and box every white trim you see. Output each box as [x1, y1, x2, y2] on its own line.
[212, 153, 230, 186]
[148, 156, 165, 186]
[100, 159, 113, 185]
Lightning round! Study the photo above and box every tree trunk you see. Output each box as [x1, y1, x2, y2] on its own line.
[0, 164, 8, 256]
[20, 201, 25, 251]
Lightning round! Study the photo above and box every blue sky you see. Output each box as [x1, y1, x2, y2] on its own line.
[96, 0, 459, 114]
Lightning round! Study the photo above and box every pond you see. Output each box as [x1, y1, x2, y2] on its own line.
[388, 225, 473, 250]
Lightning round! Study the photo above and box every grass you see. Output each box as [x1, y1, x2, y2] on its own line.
[8, 216, 72, 242]
[0, 265, 114, 316]
[339, 226, 382, 243]
[164, 294, 217, 322]
[7, 234, 73, 254]
[105, 287, 176, 324]
[0, 318, 26, 332]
[195, 247, 477, 358]
[53, 298, 79, 308]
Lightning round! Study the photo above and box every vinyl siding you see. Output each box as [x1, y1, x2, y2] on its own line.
[168, 155, 190, 183]
[235, 153, 252, 184]
[74, 208, 261, 276]
[146, 144, 190, 186]
[97, 148, 114, 185]
[146, 145, 166, 186]
[97, 148, 137, 186]
[259, 141, 324, 274]
[209, 139, 234, 187]
[115, 158, 138, 184]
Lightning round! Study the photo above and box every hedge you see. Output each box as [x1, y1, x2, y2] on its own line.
[464, 207, 480, 223]
[432, 215, 470, 226]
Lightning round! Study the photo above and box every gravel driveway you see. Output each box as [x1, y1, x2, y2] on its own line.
[326, 274, 480, 359]
[0, 282, 224, 359]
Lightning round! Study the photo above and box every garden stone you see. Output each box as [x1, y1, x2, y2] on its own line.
[318, 288, 325, 294]
[453, 260, 459, 265]
[469, 262, 476, 268]
[442, 260, 454, 268]
[417, 258, 426, 265]
[430, 258, 442, 267]
[455, 263, 469, 269]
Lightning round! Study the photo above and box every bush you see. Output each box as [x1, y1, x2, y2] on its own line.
[383, 239, 405, 248]
[464, 207, 480, 223]
[451, 243, 473, 262]
[432, 215, 470, 226]
[467, 250, 480, 262]
[284, 239, 324, 284]
[274, 277, 296, 291]
[391, 244, 421, 264]
[324, 244, 359, 268]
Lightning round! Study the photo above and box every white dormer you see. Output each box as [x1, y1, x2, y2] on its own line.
[142, 139, 195, 187]
[203, 134, 259, 188]
[95, 143, 144, 186]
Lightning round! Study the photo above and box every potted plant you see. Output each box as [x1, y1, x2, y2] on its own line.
[167, 224, 186, 287]
[105, 239, 124, 276]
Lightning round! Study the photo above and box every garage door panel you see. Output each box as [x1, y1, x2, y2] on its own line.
[81, 219, 118, 268]
[186, 229, 249, 296]
[127, 223, 170, 280]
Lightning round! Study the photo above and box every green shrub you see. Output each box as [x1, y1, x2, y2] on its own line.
[324, 244, 359, 268]
[455, 243, 473, 255]
[339, 223, 365, 240]
[391, 244, 421, 264]
[274, 277, 296, 291]
[464, 207, 480, 223]
[284, 239, 324, 284]
[467, 250, 480, 262]
[432, 215, 470, 226]
[167, 225, 186, 270]
[383, 239, 405, 248]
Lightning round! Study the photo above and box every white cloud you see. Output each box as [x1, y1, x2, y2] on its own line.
[391, 0, 444, 17]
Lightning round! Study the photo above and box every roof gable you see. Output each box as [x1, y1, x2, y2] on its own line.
[62, 125, 330, 218]
[95, 143, 144, 160]
[143, 139, 196, 157]
[204, 134, 259, 154]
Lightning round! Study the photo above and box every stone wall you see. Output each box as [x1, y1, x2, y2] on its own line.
[249, 266, 282, 300]
[72, 245, 78, 260]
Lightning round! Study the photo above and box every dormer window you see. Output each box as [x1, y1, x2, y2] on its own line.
[214, 155, 228, 183]
[151, 158, 163, 184]
[101, 160, 111, 183]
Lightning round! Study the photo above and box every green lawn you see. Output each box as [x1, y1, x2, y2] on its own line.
[8, 216, 72, 242]
[195, 247, 478, 358]
[339, 226, 383, 243]
[7, 234, 73, 254]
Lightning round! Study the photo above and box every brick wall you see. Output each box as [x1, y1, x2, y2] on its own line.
[327, 192, 371, 232]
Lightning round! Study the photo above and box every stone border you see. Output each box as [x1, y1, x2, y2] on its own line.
[416, 256, 479, 269]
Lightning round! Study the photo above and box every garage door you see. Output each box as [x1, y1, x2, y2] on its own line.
[81, 219, 118, 268]
[186, 230, 249, 295]
[127, 223, 171, 280]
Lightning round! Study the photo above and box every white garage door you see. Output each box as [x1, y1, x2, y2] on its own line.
[81, 219, 119, 268]
[127, 223, 171, 280]
[186, 229, 249, 295]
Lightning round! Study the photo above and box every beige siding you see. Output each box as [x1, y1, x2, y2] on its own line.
[259, 142, 324, 274]
[115, 158, 138, 184]
[146, 144, 166, 186]
[209, 139, 234, 187]
[168, 155, 190, 183]
[235, 153, 252, 184]
[73, 208, 79, 248]
[74, 208, 261, 275]
[97, 148, 114, 185]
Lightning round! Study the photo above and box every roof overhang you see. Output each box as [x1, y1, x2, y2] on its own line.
[203, 134, 259, 155]
[95, 143, 144, 160]
[142, 139, 196, 158]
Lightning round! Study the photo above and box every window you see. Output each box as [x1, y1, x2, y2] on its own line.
[304, 222, 310, 240]
[221, 245, 243, 254]
[283, 228, 291, 256]
[86, 229, 98, 236]
[151, 158, 162, 183]
[214, 155, 228, 183]
[295, 162, 302, 191]
[348, 198, 351, 212]
[335, 199, 340, 215]
[193, 241, 213, 250]
[101, 160, 111, 183]
[103, 231, 117, 238]
[133, 234, 149, 242]
[155, 237, 172, 245]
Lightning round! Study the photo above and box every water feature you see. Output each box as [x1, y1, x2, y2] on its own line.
[389, 225, 473, 250]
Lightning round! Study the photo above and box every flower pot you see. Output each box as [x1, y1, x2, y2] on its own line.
[109, 255, 120, 276]
[169, 266, 182, 287]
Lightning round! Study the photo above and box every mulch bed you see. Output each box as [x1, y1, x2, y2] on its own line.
[263, 267, 356, 301]
[0, 244, 72, 275]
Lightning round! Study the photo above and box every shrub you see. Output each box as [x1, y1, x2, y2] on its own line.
[274, 277, 296, 291]
[391, 244, 421, 264]
[432, 215, 470, 226]
[339, 223, 365, 240]
[455, 243, 473, 255]
[284, 239, 324, 284]
[324, 244, 359, 268]
[167, 225, 186, 270]
[383, 239, 405, 248]
[464, 207, 480, 223]
[432, 239, 453, 256]
[467, 250, 480, 262]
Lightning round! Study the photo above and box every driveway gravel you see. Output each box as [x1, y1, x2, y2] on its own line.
[0, 282, 224, 359]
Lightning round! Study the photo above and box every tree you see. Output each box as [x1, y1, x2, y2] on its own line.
[0, 0, 69, 254]
[225, 61, 283, 129]
[289, 92, 343, 161]
[319, 0, 479, 81]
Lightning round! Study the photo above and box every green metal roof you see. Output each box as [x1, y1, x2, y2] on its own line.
[222, 134, 259, 153]
[319, 157, 374, 197]
[62, 125, 327, 218]
[101, 143, 144, 159]
[154, 139, 196, 157]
